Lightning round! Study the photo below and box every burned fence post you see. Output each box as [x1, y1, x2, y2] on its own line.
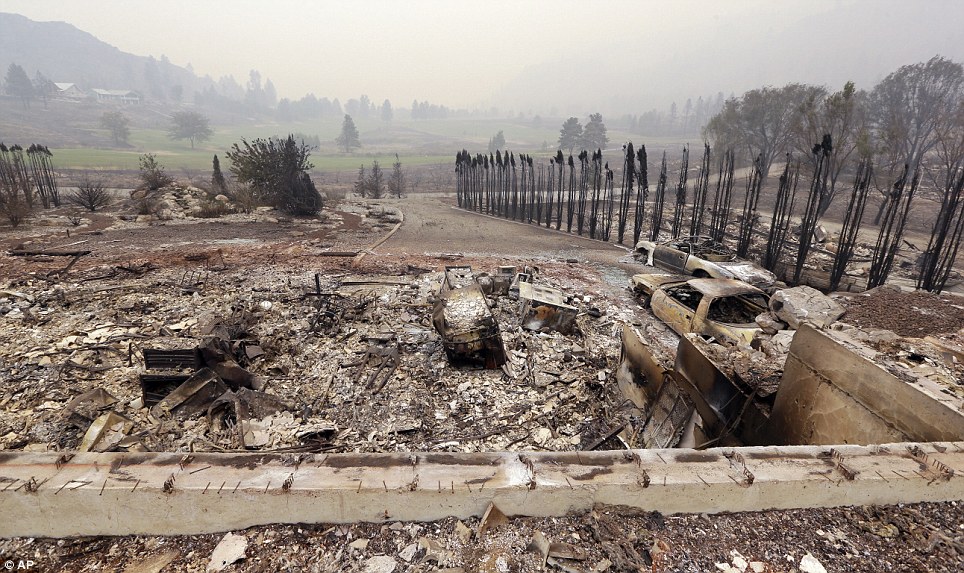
[829, 159, 872, 292]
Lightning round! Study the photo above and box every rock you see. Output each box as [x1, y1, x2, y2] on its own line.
[398, 543, 418, 562]
[765, 330, 795, 355]
[814, 224, 829, 242]
[533, 427, 552, 445]
[124, 549, 179, 573]
[349, 538, 370, 550]
[770, 286, 845, 329]
[478, 503, 509, 538]
[799, 553, 827, 573]
[363, 555, 397, 573]
[455, 520, 473, 543]
[214, 194, 229, 203]
[755, 312, 786, 335]
[207, 533, 247, 572]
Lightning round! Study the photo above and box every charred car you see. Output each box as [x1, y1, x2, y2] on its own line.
[634, 236, 776, 289]
[631, 273, 770, 345]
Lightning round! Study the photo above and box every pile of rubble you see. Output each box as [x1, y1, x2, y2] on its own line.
[0, 258, 637, 456]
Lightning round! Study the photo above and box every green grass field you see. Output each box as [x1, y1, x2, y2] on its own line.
[20, 104, 685, 173]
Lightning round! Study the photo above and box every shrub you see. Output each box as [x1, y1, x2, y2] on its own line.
[68, 175, 112, 212]
[195, 199, 231, 219]
[0, 192, 31, 227]
[226, 135, 323, 217]
[138, 153, 174, 191]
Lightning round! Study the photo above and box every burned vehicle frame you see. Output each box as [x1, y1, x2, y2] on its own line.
[634, 235, 776, 289]
[631, 274, 770, 346]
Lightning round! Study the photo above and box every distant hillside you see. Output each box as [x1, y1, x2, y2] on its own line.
[0, 12, 208, 101]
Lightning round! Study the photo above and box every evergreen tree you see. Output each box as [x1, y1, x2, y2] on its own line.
[354, 164, 367, 197]
[388, 154, 405, 198]
[212, 155, 227, 193]
[336, 114, 361, 153]
[558, 117, 583, 153]
[581, 113, 609, 151]
[4, 63, 34, 109]
[366, 160, 385, 199]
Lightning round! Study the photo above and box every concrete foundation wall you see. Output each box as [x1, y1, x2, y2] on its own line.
[1, 443, 962, 537]
[769, 324, 964, 445]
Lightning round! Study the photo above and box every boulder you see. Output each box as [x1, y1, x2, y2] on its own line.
[769, 285, 845, 329]
[755, 312, 787, 335]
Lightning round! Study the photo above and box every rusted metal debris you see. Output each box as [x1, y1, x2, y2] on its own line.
[517, 282, 578, 334]
[308, 292, 373, 336]
[151, 368, 229, 421]
[432, 266, 507, 368]
[143, 348, 202, 371]
[179, 268, 208, 294]
[347, 334, 400, 394]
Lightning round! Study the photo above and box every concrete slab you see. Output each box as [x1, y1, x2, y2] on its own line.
[1, 443, 962, 537]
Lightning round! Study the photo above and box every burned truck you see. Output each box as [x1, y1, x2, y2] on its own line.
[432, 266, 507, 368]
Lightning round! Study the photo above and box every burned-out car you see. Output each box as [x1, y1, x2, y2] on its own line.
[431, 266, 507, 368]
[634, 236, 776, 289]
[631, 273, 770, 345]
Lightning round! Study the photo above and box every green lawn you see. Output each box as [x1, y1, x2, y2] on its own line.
[46, 117, 675, 173]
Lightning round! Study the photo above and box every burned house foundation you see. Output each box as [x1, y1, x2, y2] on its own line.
[1, 442, 962, 537]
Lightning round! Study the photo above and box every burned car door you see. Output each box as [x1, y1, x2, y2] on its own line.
[652, 241, 689, 273]
[653, 283, 703, 336]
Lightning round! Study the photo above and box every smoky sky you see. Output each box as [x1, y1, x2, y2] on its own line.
[4, 0, 964, 115]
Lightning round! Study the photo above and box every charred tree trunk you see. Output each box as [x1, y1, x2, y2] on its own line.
[736, 154, 764, 258]
[565, 155, 576, 233]
[868, 163, 920, 288]
[708, 150, 735, 243]
[763, 156, 800, 272]
[555, 150, 565, 230]
[671, 145, 689, 239]
[589, 150, 603, 239]
[793, 137, 833, 286]
[649, 152, 668, 242]
[577, 151, 589, 236]
[917, 167, 964, 293]
[829, 159, 872, 292]
[689, 143, 711, 237]
[602, 164, 615, 241]
[632, 146, 649, 247]
[617, 143, 635, 244]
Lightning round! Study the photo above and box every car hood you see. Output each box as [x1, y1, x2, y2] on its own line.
[715, 262, 777, 287]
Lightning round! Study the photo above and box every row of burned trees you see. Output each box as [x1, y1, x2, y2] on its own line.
[455, 140, 964, 293]
[0, 143, 60, 226]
